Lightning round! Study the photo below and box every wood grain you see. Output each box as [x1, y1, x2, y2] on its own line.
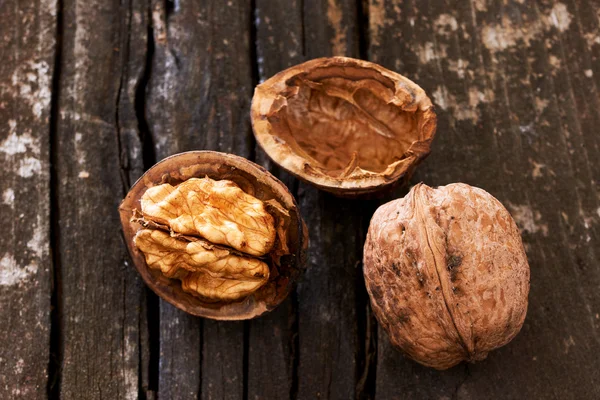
[2, 0, 599, 398]
[55, 0, 147, 398]
[294, 1, 369, 399]
[0, 1, 55, 398]
[146, 1, 254, 398]
[368, 0, 600, 398]
[116, 0, 152, 394]
[247, 2, 305, 399]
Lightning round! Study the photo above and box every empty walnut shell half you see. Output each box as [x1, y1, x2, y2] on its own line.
[251, 57, 437, 197]
[119, 151, 308, 320]
[363, 183, 530, 369]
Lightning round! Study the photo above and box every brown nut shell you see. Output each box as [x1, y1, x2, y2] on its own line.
[363, 183, 530, 369]
[251, 57, 437, 197]
[119, 151, 308, 320]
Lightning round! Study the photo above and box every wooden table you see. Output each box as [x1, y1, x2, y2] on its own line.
[2, 0, 599, 398]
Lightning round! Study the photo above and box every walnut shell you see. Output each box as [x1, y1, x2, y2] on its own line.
[119, 151, 308, 320]
[251, 57, 437, 197]
[363, 183, 530, 369]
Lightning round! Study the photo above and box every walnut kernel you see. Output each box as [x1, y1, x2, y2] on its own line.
[133, 177, 274, 302]
[140, 178, 276, 256]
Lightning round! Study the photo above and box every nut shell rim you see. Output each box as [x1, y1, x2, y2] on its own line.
[119, 151, 308, 320]
[251, 56, 437, 197]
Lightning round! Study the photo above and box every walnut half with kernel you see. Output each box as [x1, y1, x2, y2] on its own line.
[119, 151, 308, 320]
[363, 183, 530, 369]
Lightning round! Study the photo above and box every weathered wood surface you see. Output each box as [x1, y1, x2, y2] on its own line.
[248, 2, 304, 399]
[0, 1, 55, 399]
[146, 1, 254, 399]
[54, 0, 149, 398]
[297, 2, 374, 399]
[369, 0, 600, 399]
[255, 2, 373, 400]
[1, 0, 600, 399]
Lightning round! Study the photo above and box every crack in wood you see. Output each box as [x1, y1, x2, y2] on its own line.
[289, 290, 300, 400]
[354, 203, 378, 400]
[115, 0, 134, 194]
[138, 1, 160, 396]
[290, 177, 301, 400]
[451, 364, 470, 400]
[47, 0, 64, 397]
[353, 6, 378, 399]
[137, 4, 156, 171]
[356, 0, 370, 60]
[242, 321, 250, 400]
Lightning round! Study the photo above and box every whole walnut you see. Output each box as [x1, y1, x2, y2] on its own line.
[363, 183, 530, 369]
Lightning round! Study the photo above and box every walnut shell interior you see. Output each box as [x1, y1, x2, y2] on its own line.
[119, 151, 308, 320]
[251, 57, 437, 196]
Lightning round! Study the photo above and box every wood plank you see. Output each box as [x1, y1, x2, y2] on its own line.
[458, 0, 600, 397]
[367, 0, 486, 394]
[254, 0, 305, 188]
[368, 0, 600, 398]
[145, 0, 203, 396]
[116, 0, 154, 397]
[293, 1, 370, 399]
[0, 1, 55, 398]
[157, 303, 201, 400]
[247, 3, 305, 399]
[201, 321, 245, 400]
[56, 0, 146, 397]
[247, 299, 297, 400]
[117, 0, 148, 188]
[145, 1, 255, 398]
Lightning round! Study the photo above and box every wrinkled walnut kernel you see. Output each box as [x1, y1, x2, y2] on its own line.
[181, 272, 268, 302]
[134, 229, 269, 282]
[141, 177, 276, 256]
[134, 176, 279, 302]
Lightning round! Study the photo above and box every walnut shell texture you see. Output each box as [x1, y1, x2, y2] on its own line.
[363, 183, 530, 369]
[251, 57, 437, 197]
[119, 151, 308, 320]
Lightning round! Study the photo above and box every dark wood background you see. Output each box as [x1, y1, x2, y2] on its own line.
[2, 0, 600, 398]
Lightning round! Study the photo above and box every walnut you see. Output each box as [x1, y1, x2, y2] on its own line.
[251, 57, 437, 197]
[119, 151, 308, 320]
[133, 229, 270, 301]
[139, 177, 276, 256]
[363, 183, 530, 369]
